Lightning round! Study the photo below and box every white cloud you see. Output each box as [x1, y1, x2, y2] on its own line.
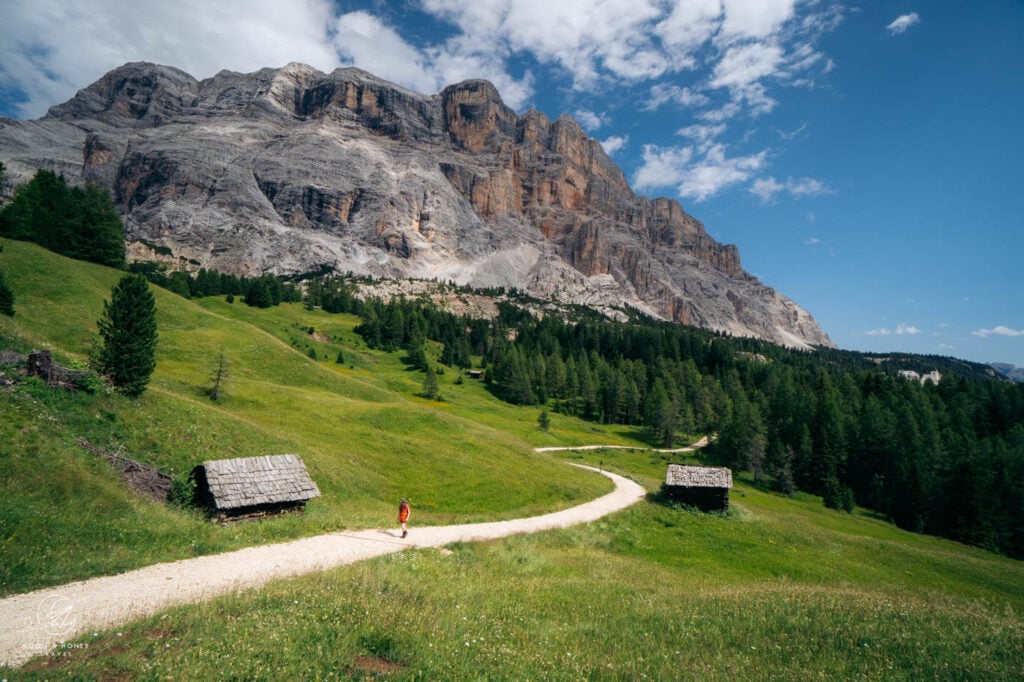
[656, 0, 721, 51]
[886, 13, 921, 36]
[804, 237, 821, 246]
[635, 142, 766, 202]
[866, 324, 922, 337]
[0, 0, 340, 118]
[788, 177, 831, 197]
[643, 84, 711, 111]
[972, 326, 1024, 338]
[634, 144, 694, 191]
[574, 109, 606, 131]
[711, 43, 785, 89]
[751, 177, 785, 202]
[720, 0, 797, 42]
[424, 0, 669, 89]
[599, 135, 629, 156]
[676, 123, 727, 146]
[333, 12, 439, 93]
[751, 176, 832, 202]
[2, 0, 844, 136]
[0, 0, 848, 206]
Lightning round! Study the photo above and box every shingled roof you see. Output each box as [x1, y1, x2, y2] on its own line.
[196, 454, 320, 511]
[665, 465, 733, 489]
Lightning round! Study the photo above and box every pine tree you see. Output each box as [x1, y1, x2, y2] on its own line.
[0, 269, 14, 316]
[96, 274, 158, 397]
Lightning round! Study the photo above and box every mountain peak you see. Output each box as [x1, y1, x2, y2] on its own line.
[1, 62, 833, 349]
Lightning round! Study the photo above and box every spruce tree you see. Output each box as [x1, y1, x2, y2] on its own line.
[0, 269, 14, 316]
[0, 170, 125, 266]
[421, 362, 440, 400]
[96, 274, 158, 397]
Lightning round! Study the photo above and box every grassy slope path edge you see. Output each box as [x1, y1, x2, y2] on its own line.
[0, 465, 644, 668]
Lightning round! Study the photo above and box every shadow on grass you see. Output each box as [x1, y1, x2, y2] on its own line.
[647, 487, 732, 518]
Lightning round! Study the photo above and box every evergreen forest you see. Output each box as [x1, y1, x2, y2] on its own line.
[1, 162, 1021, 560]
[304, 274, 1024, 559]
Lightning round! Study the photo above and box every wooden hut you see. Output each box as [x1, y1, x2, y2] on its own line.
[663, 464, 732, 512]
[191, 454, 320, 520]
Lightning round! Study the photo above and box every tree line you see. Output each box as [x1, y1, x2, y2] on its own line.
[1, 164, 1018, 558]
[310, 282, 1022, 559]
[128, 262, 302, 308]
[0, 169, 125, 267]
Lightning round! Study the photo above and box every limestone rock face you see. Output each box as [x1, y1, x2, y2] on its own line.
[0, 62, 833, 349]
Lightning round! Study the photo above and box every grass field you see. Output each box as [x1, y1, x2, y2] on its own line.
[2, 238, 1023, 679]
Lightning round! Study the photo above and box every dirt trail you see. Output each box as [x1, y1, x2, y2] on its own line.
[0, 465, 644, 668]
[535, 435, 710, 453]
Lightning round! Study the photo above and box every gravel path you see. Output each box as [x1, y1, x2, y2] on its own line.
[0, 464, 645, 668]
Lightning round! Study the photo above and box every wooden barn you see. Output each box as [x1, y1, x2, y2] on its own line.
[663, 464, 733, 512]
[191, 454, 320, 520]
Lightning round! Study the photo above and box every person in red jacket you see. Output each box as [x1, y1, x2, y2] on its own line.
[398, 498, 410, 538]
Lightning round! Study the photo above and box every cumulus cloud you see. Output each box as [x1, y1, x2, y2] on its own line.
[574, 109, 606, 131]
[0, 0, 848, 208]
[711, 43, 785, 89]
[751, 177, 785, 202]
[866, 324, 922, 337]
[333, 11, 439, 93]
[972, 326, 1024, 338]
[719, 0, 797, 42]
[2, 0, 844, 133]
[886, 13, 921, 36]
[0, 0, 339, 118]
[599, 135, 629, 156]
[635, 142, 766, 202]
[334, 10, 535, 108]
[751, 176, 832, 202]
[423, 0, 669, 88]
[634, 145, 695, 191]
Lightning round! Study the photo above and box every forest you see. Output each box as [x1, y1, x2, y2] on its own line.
[2, 165, 1020, 560]
[135, 266, 1024, 558]
[303, 274, 1024, 560]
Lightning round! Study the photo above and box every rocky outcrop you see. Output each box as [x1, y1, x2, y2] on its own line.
[0, 62, 833, 349]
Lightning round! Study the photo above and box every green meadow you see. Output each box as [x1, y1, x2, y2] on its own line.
[2, 238, 1022, 679]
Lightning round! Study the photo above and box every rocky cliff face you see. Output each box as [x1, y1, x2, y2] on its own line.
[0, 62, 833, 349]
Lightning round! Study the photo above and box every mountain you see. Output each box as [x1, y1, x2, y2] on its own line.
[991, 363, 1024, 383]
[0, 61, 833, 349]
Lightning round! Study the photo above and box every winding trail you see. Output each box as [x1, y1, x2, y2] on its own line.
[0, 464, 644, 668]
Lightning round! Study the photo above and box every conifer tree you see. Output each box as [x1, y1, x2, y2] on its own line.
[207, 353, 230, 401]
[0, 269, 14, 317]
[96, 274, 158, 397]
[421, 362, 440, 400]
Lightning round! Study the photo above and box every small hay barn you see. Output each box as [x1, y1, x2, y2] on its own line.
[663, 464, 732, 512]
[191, 454, 320, 520]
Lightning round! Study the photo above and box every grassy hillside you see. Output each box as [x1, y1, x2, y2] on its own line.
[2, 238, 1023, 678]
[0, 239, 612, 594]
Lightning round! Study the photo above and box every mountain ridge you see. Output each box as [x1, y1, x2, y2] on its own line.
[0, 61, 833, 349]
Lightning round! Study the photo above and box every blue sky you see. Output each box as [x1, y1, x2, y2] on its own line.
[2, 1, 1022, 367]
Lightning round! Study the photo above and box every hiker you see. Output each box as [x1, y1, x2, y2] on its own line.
[398, 498, 410, 538]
